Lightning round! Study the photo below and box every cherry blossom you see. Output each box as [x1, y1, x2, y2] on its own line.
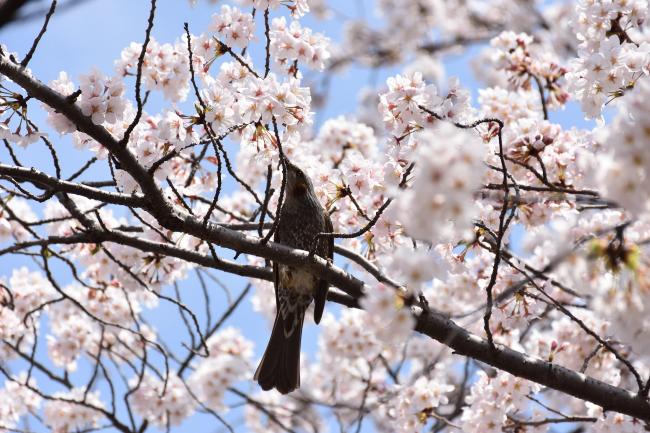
[130, 373, 195, 428]
[189, 327, 254, 411]
[44, 71, 77, 133]
[597, 78, 650, 215]
[489, 31, 569, 108]
[77, 69, 127, 125]
[116, 38, 191, 102]
[158, 109, 197, 150]
[461, 371, 541, 433]
[391, 124, 486, 243]
[567, 0, 650, 118]
[270, 17, 330, 71]
[209, 5, 256, 49]
[43, 389, 105, 433]
[359, 283, 416, 345]
[0, 374, 41, 432]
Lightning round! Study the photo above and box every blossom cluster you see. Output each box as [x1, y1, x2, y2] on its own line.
[245, 390, 323, 433]
[478, 86, 541, 123]
[238, 74, 313, 128]
[359, 283, 415, 345]
[389, 123, 486, 243]
[209, 5, 255, 49]
[43, 389, 105, 433]
[0, 48, 47, 146]
[0, 118, 45, 147]
[78, 69, 128, 125]
[0, 267, 56, 360]
[46, 284, 158, 371]
[45, 71, 77, 134]
[378, 73, 472, 138]
[189, 327, 254, 411]
[0, 197, 37, 242]
[490, 31, 569, 108]
[461, 371, 541, 432]
[519, 208, 650, 367]
[597, 78, 650, 215]
[116, 38, 191, 102]
[303, 310, 389, 426]
[45, 70, 129, 152]
[130, 373, 195, 428]
[384, 375, 454, 432]
[567, 0, 650, 118]
[0, 374, 40, 432]
[270, 17, 330, 71]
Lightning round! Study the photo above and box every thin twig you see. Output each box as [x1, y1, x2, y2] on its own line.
[121, 0, 156, 146]
[21, 0, 57, 67]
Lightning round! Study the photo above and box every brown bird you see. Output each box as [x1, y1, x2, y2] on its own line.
[254, 161, 333, 394]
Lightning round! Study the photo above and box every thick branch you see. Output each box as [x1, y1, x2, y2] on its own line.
[0, 164, 145, 207]
[0, 231, 271, 281]
[415, 312, 650, 422]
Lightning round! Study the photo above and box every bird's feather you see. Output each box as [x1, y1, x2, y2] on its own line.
[313, 212, 333, 324]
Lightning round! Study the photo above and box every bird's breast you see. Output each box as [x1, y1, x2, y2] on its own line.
[276, 205, 327, 250]
[278, 265, 317, 295]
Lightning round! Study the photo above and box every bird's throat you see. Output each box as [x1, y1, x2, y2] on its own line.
[292, 182, 307, 197]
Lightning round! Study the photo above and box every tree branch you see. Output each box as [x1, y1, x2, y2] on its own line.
[0, 163, 145, 207]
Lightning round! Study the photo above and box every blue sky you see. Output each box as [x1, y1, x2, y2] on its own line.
[0, 0, 598, 432]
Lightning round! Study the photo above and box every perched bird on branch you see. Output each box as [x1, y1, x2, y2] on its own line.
[254, 161, 333, 394]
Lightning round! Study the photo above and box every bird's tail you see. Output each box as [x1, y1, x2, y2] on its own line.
[254, 311, 305, 394]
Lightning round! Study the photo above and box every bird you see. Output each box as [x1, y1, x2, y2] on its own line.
[254, 160, 333, 394]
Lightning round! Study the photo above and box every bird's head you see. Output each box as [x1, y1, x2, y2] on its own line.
[285, 161, 315, 199]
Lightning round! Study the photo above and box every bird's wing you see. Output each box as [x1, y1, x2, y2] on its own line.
[273, 262, 279, 308]
[273, 226, 280, 310]
[313, 212, 333, 324]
